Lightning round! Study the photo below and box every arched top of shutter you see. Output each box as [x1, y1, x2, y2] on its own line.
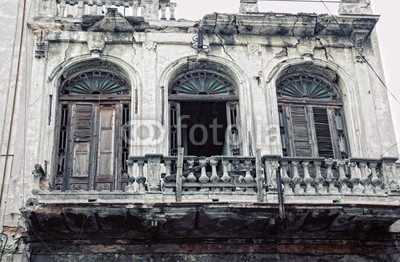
[277, 75, 339, 101]
[170, 70, 236, 96]
[60, 71, 130, 95]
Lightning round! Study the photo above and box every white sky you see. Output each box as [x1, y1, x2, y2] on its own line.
[173, 0, 400, 156]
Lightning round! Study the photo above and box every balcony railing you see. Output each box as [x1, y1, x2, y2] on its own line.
[32, 154, 400, 204]
[35, 0, 177, 20]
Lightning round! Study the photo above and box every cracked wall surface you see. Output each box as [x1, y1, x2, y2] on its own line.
[0, 1, 399, 260]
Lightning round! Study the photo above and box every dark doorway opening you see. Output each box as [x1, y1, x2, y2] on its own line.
[180, 101, 227, 157]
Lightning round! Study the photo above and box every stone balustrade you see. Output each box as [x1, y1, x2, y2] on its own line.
[162, 156, 262, 194]
[265, 157, 397, 196]
[34, 155, 399, 204]
[36, 0, 177, 20]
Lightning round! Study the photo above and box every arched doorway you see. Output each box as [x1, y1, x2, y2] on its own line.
[54, 70, 131, 191]
[169, 69, 241, 157]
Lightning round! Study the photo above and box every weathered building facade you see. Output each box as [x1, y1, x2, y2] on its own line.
[0, 0, 399, 260]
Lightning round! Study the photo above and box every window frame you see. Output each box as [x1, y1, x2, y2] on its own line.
[53, 72, 131, 191]
[277, 77, 349, 159]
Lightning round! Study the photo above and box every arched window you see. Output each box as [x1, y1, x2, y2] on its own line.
[169, 69, 241, 156]
[54, 70, 131, 191]
[277, 74, 348, 159]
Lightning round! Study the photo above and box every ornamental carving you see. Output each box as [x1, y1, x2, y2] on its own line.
[247, 44, 261, 55]
[143, 40, 157, 51]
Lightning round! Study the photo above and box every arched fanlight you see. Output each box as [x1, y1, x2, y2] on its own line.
[170, 70, 235, 95]
[277, 75, 338, 100]
[61, 71, 130, 95]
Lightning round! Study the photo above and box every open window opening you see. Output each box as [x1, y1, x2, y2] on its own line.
[169, 69, 240, 157]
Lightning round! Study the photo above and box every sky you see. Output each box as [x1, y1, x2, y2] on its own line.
[173, 0, 400, 156]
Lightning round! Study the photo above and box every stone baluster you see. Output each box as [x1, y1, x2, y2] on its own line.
[209, 157, 220, 182]
[359, 161, 373, 194]
[325, 159, 337, 194]
[123, 1, 130, 15]
[146, 154, 163, 191]
[337, 160, 349, 194]
[239, 0, 259, 13]
[88, 1, 97, 15]
[169, 2, 177, 20]
[381, 157, 399, 192]
[186, 157, 197, 182]
[244, 160, 254, 183]
[136, 159, 146, 192]
[198, 157, 209, 183]
[291, 161, 302, 194]
[302, 161, 314, 194]
[280, 161, 292, 195]
[96, 0, 103, 15]
[162, 158, 174, 193]
[132, 0, 139, 16]
[160, 3, 167, 20]
[221, 159, 231, 182]
[370, 162, 384, 194]
[77, 0, 85, 16]
[349, 161, 363, 194]
[141, 0, 160, 20]
[59, 0, 67, 17]
[263, 156, 280, 191]
[125, 158, 136, 193]
[313, 160, 324, 194]
[163, 158, 172, 181]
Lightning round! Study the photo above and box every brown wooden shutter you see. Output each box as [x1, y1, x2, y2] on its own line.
[278, 106, 288, 156]
[169, 102, 181, 156]
[313, 107, 334, 158]
[290, 105, 312, 157]
[334, 108, 348, 158]
[70, 104, 94, 190]
[119, 103, 130, 189]
[55, 104, 69, 190]
[226, 101, 241, 156]
[95, 106, 116, 190]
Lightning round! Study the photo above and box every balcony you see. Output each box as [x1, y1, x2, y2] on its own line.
[29, 154, 400, 205]
[35, 0, 177, 21]
[22, 154, 400, 254]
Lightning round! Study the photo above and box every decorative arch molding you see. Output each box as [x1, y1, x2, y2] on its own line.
[266, 58, 355, 98]
[169, 70, 236, 96]
[48, 54, 141, 92]
[158, 55, 249, 94]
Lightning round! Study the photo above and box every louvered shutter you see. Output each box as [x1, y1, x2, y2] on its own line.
[313, 107, 335, 158]
[70, 104, 94, 190]
[290, 105, 312, 157]
[169, 102, 181, 156]
[95, 106, 116, 190]
[226, 102, 241, 156]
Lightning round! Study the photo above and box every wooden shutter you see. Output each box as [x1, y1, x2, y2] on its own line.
[334, 108, 348, 158]
[290, 105, 312, 157]
[70, 104, 94, 190]
[278, 106, 289, 156]
[169, 102, 181, 156]
[313, 107, 335, 158]
[226, 101, 241, 156]
[95, 106, 116, 190]
[55, 104, 69, 190]
[119, 103, 130, 189]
